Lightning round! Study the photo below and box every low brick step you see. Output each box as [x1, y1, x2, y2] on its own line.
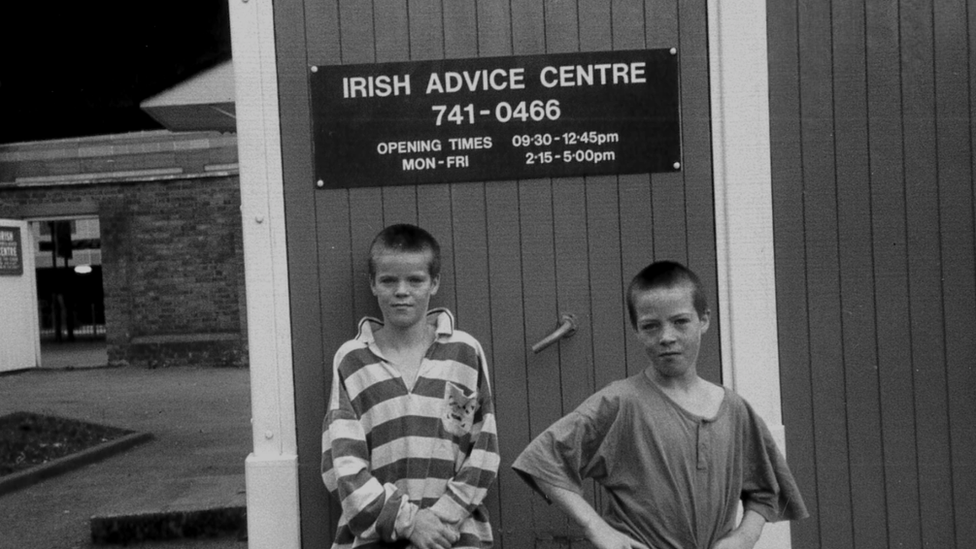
[90, 475, 247, 545]
[90, 505, 246, 544]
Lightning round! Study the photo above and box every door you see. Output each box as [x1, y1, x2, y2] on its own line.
[32, 218, 107, 344]
[278, 1, 719, 547]
[0, 219, 40, 372]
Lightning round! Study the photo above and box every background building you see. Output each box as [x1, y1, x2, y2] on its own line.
[0, 130, 247, 369]
[228, 0, 976, 548]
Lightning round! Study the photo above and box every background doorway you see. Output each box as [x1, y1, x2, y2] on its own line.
[30, 217, 107, 368]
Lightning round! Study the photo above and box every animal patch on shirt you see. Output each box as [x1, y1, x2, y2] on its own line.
[441, 382, 479, 436]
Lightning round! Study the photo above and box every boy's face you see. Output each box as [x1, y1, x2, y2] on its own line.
[632, 283, 710, 380]
[370, 249, 439, 330]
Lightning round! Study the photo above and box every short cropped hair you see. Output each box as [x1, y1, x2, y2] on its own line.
[368, 223, 441, 280]
[627, 261, 709, 329]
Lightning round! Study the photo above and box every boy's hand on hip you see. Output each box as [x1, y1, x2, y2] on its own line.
[712, 529, 759, 549]
[712, 509, 764, 549]
[408, 508, 459, 549]
[585, 521, 650, 549]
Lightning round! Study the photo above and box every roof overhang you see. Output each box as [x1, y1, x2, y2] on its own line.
[140, 60, 236, 133]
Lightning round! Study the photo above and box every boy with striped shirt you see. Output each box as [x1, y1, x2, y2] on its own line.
[322, 224, 499, 549]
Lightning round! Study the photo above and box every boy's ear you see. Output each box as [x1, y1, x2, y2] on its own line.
[699, 309, 711, 333]
[430, 275, 440, 295]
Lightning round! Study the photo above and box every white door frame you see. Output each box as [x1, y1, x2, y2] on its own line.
[228, 0, 300, 548]
[708, 0, 791, 547]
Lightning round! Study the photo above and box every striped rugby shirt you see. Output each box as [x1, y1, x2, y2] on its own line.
[322, 309, 499, 548]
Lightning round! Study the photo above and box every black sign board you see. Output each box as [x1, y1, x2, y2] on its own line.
[311, 49, 680, 189]
[0, 226, 24, 276]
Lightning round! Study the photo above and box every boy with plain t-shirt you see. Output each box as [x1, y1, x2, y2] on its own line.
[322, 224, 499, 549]
[512, 261, 807, 549]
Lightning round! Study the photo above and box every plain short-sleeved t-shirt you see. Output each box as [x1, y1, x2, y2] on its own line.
[512, 373, 807, 549]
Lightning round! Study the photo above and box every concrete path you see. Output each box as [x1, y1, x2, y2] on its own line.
[40, 340, 109, 369]
[0, 365, 251, 549]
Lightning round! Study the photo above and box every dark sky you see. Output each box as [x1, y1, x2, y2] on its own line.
[0, 0, 232, 144]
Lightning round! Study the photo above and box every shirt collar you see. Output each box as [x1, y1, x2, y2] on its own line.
[356, 308, 455, 344]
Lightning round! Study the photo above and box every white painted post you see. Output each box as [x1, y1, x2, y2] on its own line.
[708, 1, 793, 548]
[227, 0, 301, 548]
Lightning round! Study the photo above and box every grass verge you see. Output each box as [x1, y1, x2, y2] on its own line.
[0, 411, 133, 477]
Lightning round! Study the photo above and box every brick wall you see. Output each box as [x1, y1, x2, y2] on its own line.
[0, 132, 247, 368]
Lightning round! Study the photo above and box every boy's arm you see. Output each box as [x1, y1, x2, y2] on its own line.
[538, 480, 648, 549]
[322, 377, 413, 542]
[712, 509, 765, 549]
[511, 390, 615, 502]
[430, 341, 500, 524]
[324, 406, 458, 548]
[738, 399, 809, 523]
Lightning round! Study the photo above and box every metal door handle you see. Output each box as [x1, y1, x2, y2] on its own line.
[531, 313, 579, 354]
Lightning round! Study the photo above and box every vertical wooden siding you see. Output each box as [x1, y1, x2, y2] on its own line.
[276, 1, 719, 547]
[768, 0, 976, 548]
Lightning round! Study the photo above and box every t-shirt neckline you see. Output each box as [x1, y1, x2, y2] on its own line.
[639, 372, 728, 423]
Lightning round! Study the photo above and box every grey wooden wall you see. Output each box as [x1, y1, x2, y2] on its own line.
[273, 1, 719, 547]
[768, 0, 976, 547]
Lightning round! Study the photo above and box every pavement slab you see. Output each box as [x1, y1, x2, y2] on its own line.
[0, 365, 251, 549]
